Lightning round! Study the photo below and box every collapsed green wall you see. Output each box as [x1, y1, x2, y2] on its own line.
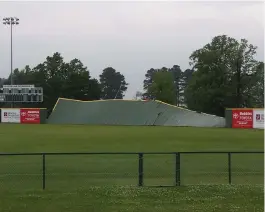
[47, 98, 226, 127]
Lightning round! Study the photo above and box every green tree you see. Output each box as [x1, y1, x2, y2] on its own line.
[143, 65, 186, 104]
[32, 53, 101, 110]
[182, 69, 194, 106]
[143, 68, 159, 99]
[0, 78, 6, 86]
[169, 65, 183, 106]
[148, 70, 176, 104]
[186, 35, 263, 116]
[3, 52, 101, 112]
[245, 61, 264, 107]
[99, 67, 128, 99]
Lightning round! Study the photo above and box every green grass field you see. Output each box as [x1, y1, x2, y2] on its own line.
[0, 124, 263, 212]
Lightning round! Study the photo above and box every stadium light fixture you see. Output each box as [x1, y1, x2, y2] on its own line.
[2, 16, 20, 108]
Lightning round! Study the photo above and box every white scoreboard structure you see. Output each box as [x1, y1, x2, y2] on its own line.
[0, 85, 43, 103]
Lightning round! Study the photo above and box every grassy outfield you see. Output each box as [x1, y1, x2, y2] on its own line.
[0, 186, 263, 212]
[0, 124, 263, 212]
[0, 124, 263, 152]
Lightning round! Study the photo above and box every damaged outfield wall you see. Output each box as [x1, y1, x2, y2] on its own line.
[47, 98, 225, 127]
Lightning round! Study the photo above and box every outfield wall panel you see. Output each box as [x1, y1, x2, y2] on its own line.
[225, 109, 232, 128]
[47, 98, 225, 127]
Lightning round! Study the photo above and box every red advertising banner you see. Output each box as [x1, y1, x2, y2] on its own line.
[232, 109, 253, 128]
[20, 109, 40, 124]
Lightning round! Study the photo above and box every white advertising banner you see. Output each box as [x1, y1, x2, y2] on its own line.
[1, 109, 20, 123]
[253, 109, 264, 129]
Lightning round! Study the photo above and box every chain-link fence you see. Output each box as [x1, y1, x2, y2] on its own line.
[0, 152, 263, 190]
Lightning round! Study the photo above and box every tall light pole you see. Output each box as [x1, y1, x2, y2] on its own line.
[2, 17, 19, 108]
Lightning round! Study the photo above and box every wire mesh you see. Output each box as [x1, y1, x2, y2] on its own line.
[0, 152, 263, 190]
[231, 153, 264, 185]
[0, 155, 41, 190]
[143, 154, 175, 186]
[45, 154, 138, 189]
[181, 153, 228, 185]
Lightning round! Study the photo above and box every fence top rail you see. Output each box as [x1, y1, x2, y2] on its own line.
[0, 151, 263, 156]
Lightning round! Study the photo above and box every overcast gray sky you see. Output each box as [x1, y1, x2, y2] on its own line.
[0, 1, 264, 99]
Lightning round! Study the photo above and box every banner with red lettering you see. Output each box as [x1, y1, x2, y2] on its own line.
[20, 109, 40, 124]
[232, 109, 253, 128]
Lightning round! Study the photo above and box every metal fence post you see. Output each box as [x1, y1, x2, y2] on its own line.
[42, 153, 46, 190]
[228, 152, 231, 184]
[175, 153, 181, 186]
[138, 153, 143, 186]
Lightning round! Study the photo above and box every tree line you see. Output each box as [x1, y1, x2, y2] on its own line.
[140, 35, 264, 117]
[0, 53, 128, 114]
[0, 34, 264, 117]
